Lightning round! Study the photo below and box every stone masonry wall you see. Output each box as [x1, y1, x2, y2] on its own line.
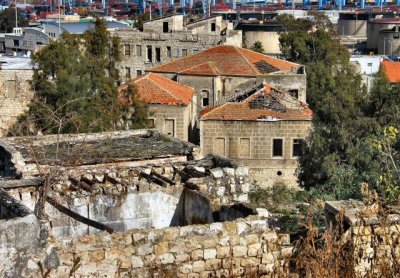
[113, 30, 224, 79]
[149, 102, 196, 143]
[51, 216, 291, 277]
[200, 120, 312, 188]
[0, 69, 34, 136]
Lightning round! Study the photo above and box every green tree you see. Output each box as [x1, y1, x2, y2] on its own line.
[250, 41, 265, 53]
[279, 15, 376, 198]
[11, 16, 149, 136]
[0, 6, 28, 33]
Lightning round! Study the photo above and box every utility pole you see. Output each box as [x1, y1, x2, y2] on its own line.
[15, 0, 18, 28]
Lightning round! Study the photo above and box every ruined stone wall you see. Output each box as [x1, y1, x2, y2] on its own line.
[52, 216, 291, 277]
[0, 188, 47, 277]
[259, 74, 307, 102]
[186, 166, 252, 208]
[200, 120, 312, 188]
[0, 69, 34, 136]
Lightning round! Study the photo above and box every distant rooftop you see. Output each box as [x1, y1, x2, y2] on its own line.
[0, 55, 34, 70]
[41, 20, 132, 34]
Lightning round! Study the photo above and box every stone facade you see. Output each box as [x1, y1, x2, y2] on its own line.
[0, 68, 34, 136]
[200, 120, 312, 188]
[148, 102, 196, 143]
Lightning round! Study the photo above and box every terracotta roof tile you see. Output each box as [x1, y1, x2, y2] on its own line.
[149, 45, 301, 77]
[381, 60, 400, 83]
[119, 73, 195, 106]
[200, 84, 312, 121]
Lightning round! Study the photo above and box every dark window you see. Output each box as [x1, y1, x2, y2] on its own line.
[155, 47, 161, 62]
[182, 48, 188, 57]
[292, 139, 304, 157]
[125, 67, 131, 79]
[13, 40, 19, 47]
[36, 41, 43, 46]
[394, 33, 400, 39]
[193, 48, 199, 54]
[273, 139, 283, 157]
[136, 69, 142, 76]
[136, 45, 142, 56]
[146, 46, 152, 62]
[288, 89, 299, 99]
[167, 46, 171, 58]
[124, 44, 131, 55]
[175, 48, 179, 58]
[202, 90, 209, 107]
[163, 22, 169, 33]
[211, 22, 216, 32]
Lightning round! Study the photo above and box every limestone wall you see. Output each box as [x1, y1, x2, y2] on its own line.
[0, 69, 34, 136]
[200, 120, 312, 188]
[52, 216, 291, 277]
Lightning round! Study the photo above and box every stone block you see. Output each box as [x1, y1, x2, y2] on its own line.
[192, 260, 205, 272]
[248, 243, 262, 257]
[188, 273, 200, 278]
[235, 166, 249, 176]
[137, 243, 153, 256]
[224, 221, 237, 234]
[232, 245, 248, 257]
[178, 264, 192, 274]
[123, 233, 133, 245]
[203, 237, 218, 248]
[156, 253, 175, 265]
[203, 248, 217, 259]
[209, 222, 223, 233]
[216, 246, 230, 258]
[131, 256, 144, 268]
[216, 186, 226, 197]
[236, 222, 249, 235]
[223, 167, 235, 176]
[245, 234, 259, 245]
[155, 242, 169, 255]
[200, 271, 214, 278]
[211, 168, 224, 179]
[118, 259, 132, 270]
[277, 233, 290, 245]
[240, 257, 260, 268]
[175, 253, 190, 263]
[219, 236, 230, 246]
[58, 253, 74, 266]
[205, 258, 222, 271]
[89, 249, 105, 262]
[191, 249, 204, 260]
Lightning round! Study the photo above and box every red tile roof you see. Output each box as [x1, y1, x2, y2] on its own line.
[149, 45, 301, 77]
[120, 73, 195, 106]
[200, 84, 312, 121]
[381, 60, 400, 83]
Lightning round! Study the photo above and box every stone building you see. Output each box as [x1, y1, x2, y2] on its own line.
[149, 45, 306, 114]
[121, 72, 197, 142]
[113, 15, 242, 80]
[199, 83, 312, 188]
[0, 56, 34, 136]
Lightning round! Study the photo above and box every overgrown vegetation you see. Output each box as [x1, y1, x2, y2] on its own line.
[10, 16, 149, 136]
[278, 13, 400, 204]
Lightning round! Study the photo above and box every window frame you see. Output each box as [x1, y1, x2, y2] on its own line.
[291, 138, 304, 158]
[272, 138, 284, 158]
